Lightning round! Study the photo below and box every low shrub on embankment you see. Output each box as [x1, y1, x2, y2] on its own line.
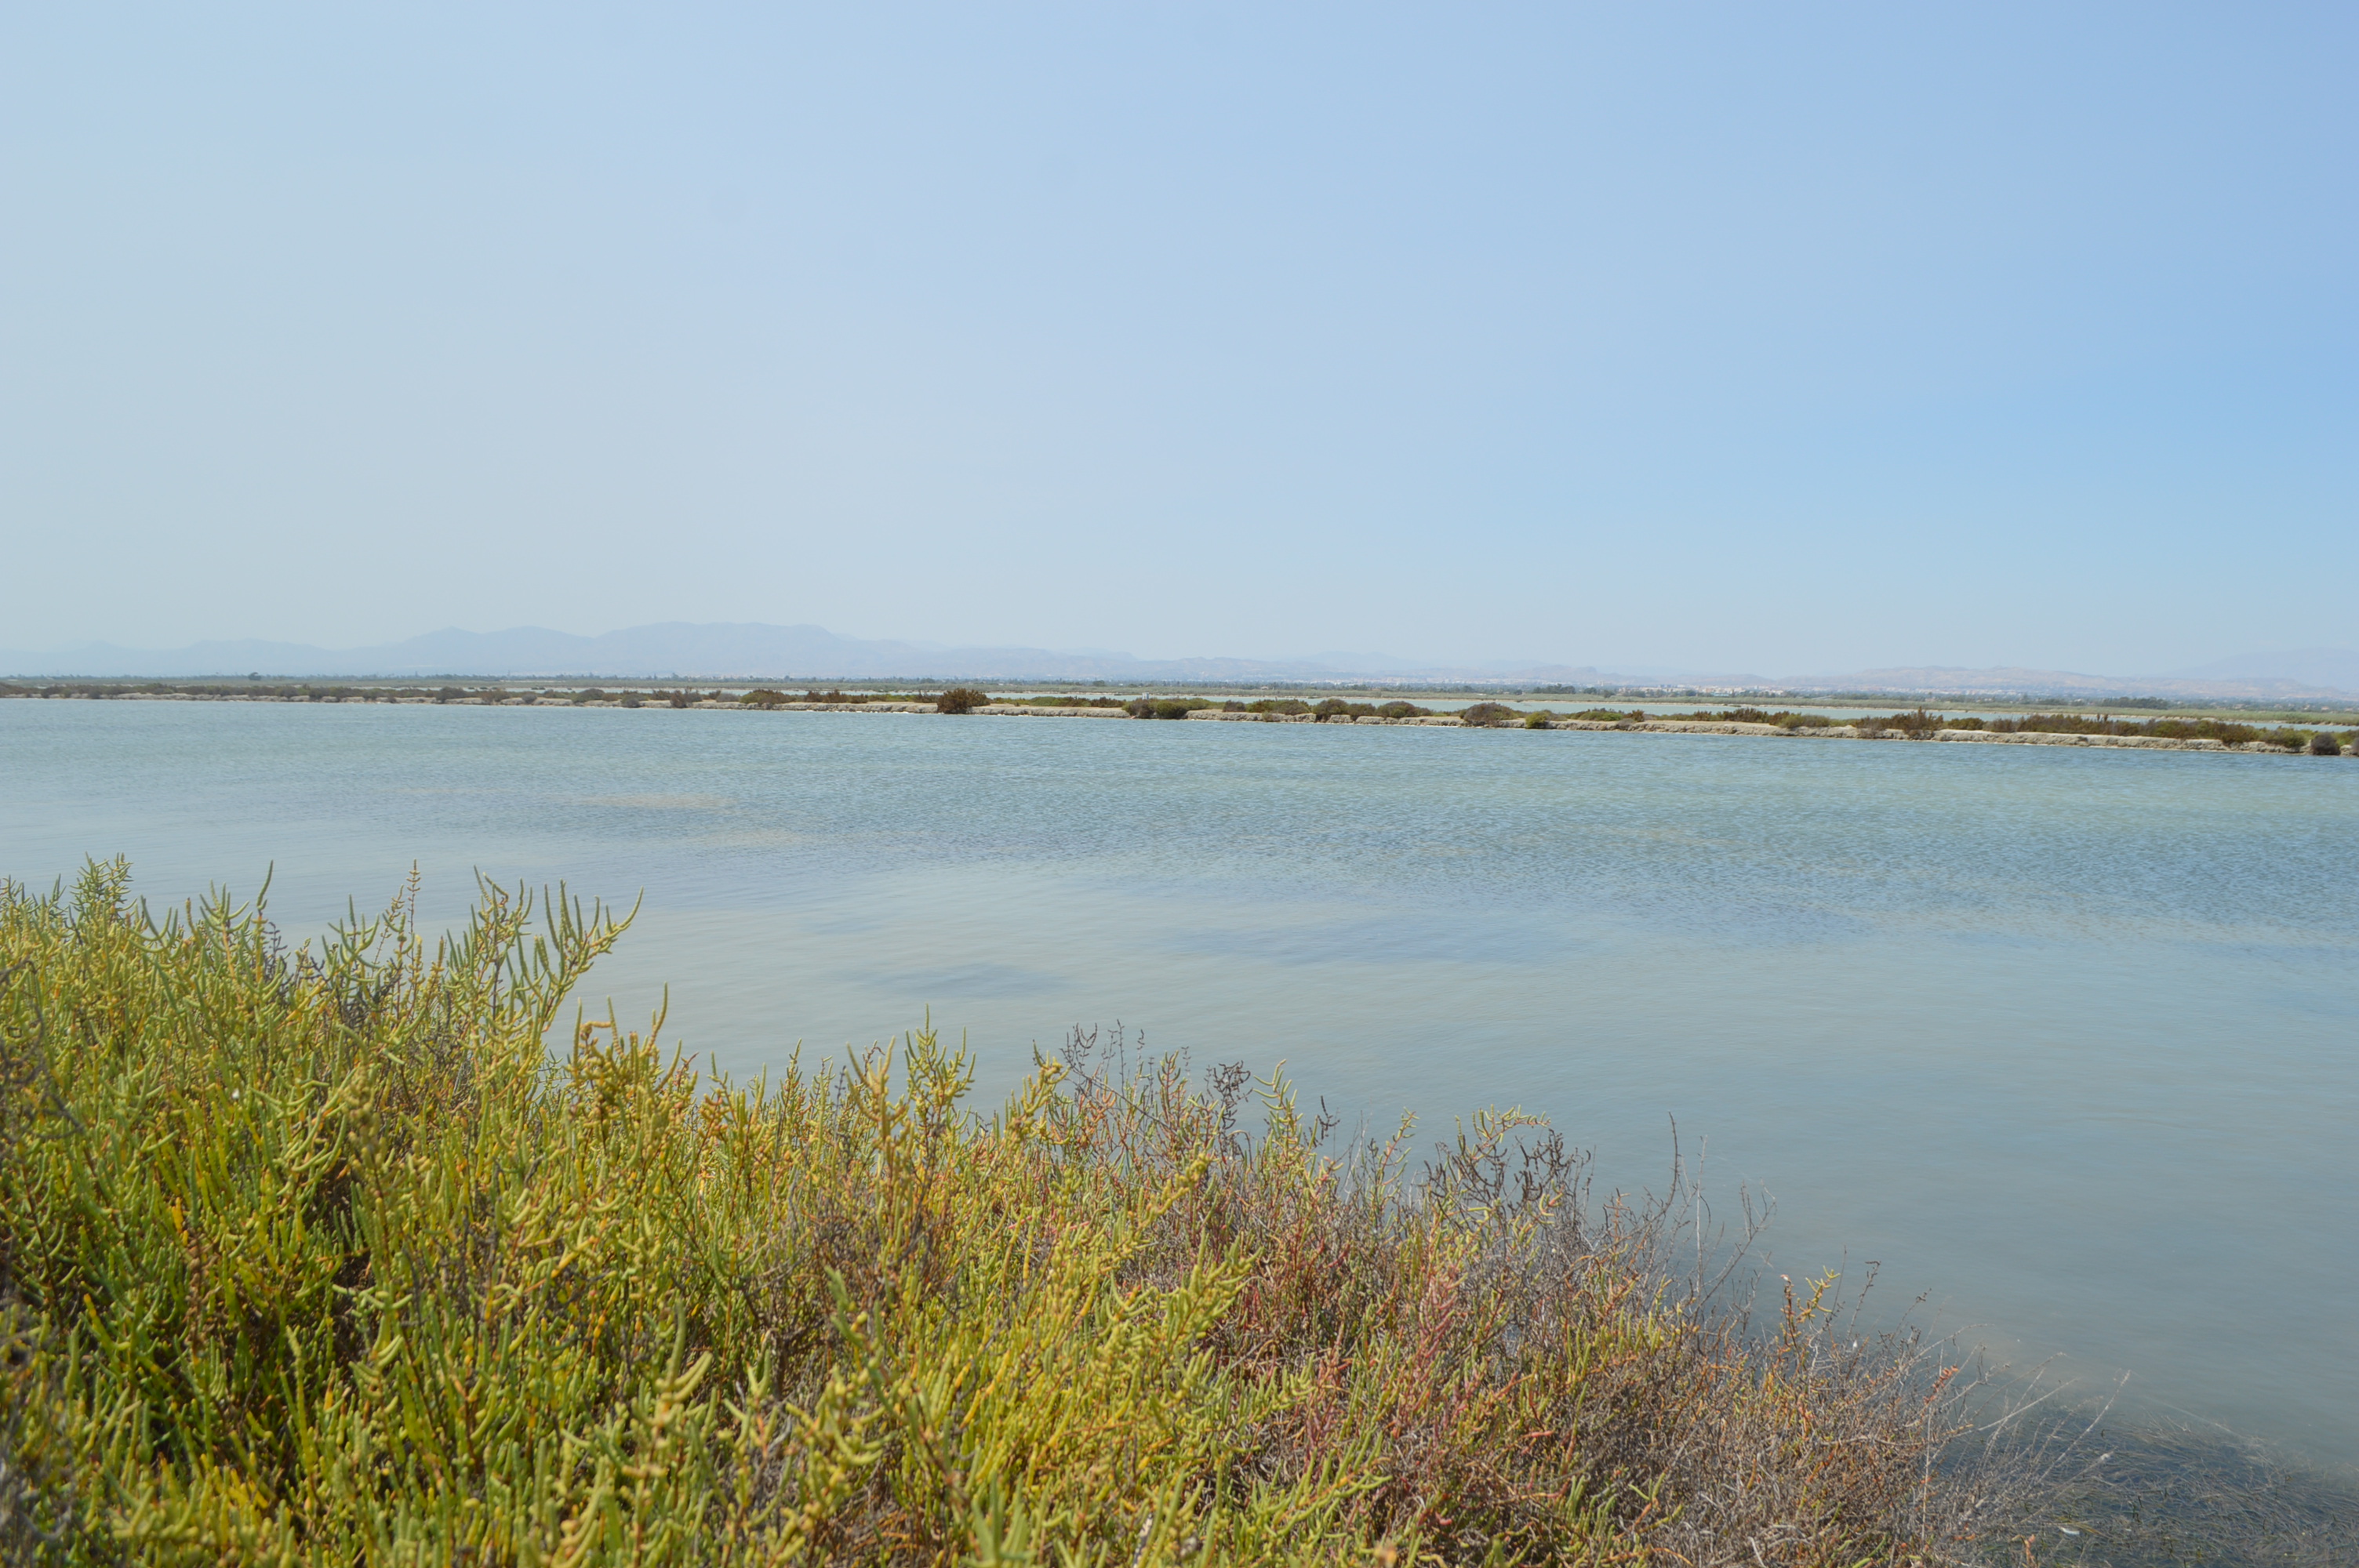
[1841, 712, 2348, 750]
[1674, 709, 1836, 729]
[740, 688, 943, 708]
[1657, 707, 2351, 750]
[0, 866, 2016, 1566]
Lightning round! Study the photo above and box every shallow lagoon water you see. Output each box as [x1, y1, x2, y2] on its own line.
[5, 699, 2355, 1466]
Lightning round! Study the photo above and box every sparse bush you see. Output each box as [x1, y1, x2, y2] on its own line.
[1994, 713, 2286, 743]
[1376, 701, 1430, 719]
[1523, 711, 1554, 729]
[739, 688, 790, 708]
[1572, 708, 1645, 724]
[936, 686, 990, 714]
[1459, 702, 1515, 727]
[1685, 708, 1840, 729]
[2140, 717, 2255, 742]
[1245, 699, 1313, 716]
[1850, 710, 1946, 737]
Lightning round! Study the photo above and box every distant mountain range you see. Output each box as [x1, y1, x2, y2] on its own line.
[0, 623, 1615, 684]
[1794, 660, 2359, 701]
[2164, 648, 2359, 691]
[3, 623, 2354, 699]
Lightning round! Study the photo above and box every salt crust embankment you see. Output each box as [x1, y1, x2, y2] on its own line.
[67, 691, 2352, 755]
[1169, 710, 2323, 753]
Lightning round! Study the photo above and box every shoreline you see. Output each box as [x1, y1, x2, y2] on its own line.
[16, 688, 2354, 755]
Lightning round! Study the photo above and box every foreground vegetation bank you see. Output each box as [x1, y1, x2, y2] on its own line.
[8, 684, 2351, 753]
[0, 866, 2027, 1566]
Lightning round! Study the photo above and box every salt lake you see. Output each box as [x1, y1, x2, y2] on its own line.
[5, 698, 2354, 1467]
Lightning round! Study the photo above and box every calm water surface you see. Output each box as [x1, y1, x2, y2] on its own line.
[5, 701, 2355, 1465]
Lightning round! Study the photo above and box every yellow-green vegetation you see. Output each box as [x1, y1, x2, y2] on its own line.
[2, 866, 1990, 1566]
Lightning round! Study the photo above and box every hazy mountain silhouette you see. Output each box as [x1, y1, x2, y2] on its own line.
[2165, 648, 2359, 691]
[5, 624, 2353, 697]
[0, 622, 1610, 684]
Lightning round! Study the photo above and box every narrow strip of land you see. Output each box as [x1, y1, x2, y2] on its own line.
[16, 688, 2354, 754]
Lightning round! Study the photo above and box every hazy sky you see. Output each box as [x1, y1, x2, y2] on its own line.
[4, 4, 2351, 673]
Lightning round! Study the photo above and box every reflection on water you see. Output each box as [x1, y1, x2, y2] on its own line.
[3, 699, 2355, 1469]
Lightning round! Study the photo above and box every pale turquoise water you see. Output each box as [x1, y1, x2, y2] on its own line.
[5, 700, 2356, 1465]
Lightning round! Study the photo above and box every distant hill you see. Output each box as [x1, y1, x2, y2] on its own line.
[0, 622, 1611, 684]
[5, 625, 2353, 699]
[2166, 648, 2359, 691]
[1787, 662, 2359, 702]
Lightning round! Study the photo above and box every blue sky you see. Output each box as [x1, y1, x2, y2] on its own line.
[3, 4, 2350, 674]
